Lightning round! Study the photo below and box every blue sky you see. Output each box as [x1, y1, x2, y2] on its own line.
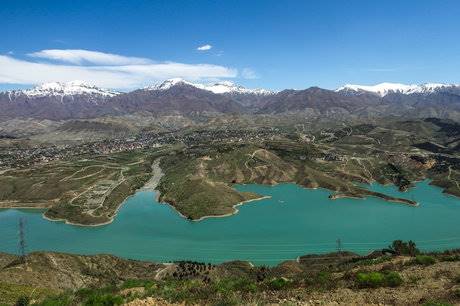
[1, 0, 460, 91]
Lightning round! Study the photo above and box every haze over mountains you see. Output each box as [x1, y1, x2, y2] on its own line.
[1, 79, 460, 121]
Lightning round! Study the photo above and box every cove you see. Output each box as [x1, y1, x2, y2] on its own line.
[0, 180, 459, 266]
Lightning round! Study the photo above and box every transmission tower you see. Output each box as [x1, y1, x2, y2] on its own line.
[18, 217, 26, 263]
[336, 238, 342, 254]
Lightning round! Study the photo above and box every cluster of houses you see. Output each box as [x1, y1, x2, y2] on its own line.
[0, 128, 281, 169]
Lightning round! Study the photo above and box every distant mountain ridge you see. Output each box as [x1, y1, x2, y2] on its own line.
[1, 80, 460, 121]
[336, 82, 459, 97]
[144, 78, 275, 95]
[6, 81, 119, 98]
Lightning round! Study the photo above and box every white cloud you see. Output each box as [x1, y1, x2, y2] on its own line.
[0, 52, 237, 89]
[28, 49, 152, 65]
[197, 44, 212, 51]
[241, 68, 258, 79]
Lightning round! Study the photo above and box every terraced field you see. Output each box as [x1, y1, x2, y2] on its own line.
[0, 150, 162, 225]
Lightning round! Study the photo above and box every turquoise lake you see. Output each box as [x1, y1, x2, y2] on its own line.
[0, 180, 459, 265]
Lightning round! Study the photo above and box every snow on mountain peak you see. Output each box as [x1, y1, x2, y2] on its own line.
[336, 82, 456, 96]
[336, 83, 418, 96]
[12, 81, 119, 97]
[145, 78, 275, 95]
[205, 81, 274, 95]
[146, 78, 194, 91]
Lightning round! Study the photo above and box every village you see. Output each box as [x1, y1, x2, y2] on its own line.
[0, 127, 282, 169]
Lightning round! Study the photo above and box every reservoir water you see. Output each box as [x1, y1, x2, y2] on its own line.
[0, 180, 459, 265]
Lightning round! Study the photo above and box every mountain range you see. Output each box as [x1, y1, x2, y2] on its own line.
[1, 79, 460, 121]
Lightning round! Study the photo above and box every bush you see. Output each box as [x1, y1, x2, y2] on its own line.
[356, 272, 385, 288]
[232, 279, 257, 293]
[83, 294, 123, 306]
[440, 255, 460, 262]
[214, 278, 257, 294]
[355, 271, 403, 288]
[36, 294, 72, 306]
[15, 297, 30, 306]
[385, 271, 403, 287]
[389, 240, 419, 256]
[305, 271, 334, 289]
[415, 255, 436, 266]
[267, 277, 291, 290]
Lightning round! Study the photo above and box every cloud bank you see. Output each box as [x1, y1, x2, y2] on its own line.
[0, 49, 237, 89]
[28, 49, 153, 65]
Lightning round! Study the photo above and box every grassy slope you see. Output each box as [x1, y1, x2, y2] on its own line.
[1, 250, 459, 305]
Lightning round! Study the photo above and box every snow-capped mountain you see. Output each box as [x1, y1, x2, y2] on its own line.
[0, 81, 120, 120]
[145, 78, 274, 95]
[336, 82, 458, 97]
[203, 81, 275, 95]
[8, 81, 119, 98]
[1, 79, 460, 121]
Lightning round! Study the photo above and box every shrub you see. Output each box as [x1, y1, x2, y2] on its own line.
[36, 294, 73, 306]
[389, 240, 419, 256]
[385, 271, 403, 287]
[415, 255, 436, 266]
[214, 278, 257, 294]
[267, 277, 291, 290]
[233, 279, 257, 293]
[440, 255, 460, 262]
[83, 294, 123, 306]
[15, 297, 30, 306]
[316, 271, 333, 287]
[356, 272, 385, 288]
[305, 271, 334, 289]
[355, 271, 403, 288]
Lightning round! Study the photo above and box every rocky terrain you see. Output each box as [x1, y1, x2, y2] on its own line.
[0, 242, 459, 305]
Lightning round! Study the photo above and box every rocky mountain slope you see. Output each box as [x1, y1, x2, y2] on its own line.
[0, 81, 119, 120]
[1, 80, 460, 121]
[110, 81, 246, 115]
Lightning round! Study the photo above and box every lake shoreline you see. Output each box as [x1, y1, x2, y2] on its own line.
[1, 179, 460, 265]
[41, 158, 166, 227]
